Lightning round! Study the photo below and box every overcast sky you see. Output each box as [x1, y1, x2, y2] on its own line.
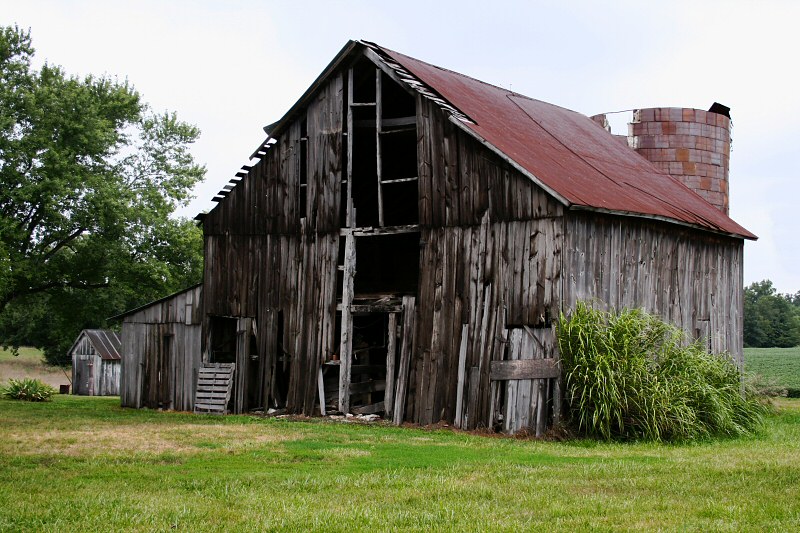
[4, 0, 799, 293]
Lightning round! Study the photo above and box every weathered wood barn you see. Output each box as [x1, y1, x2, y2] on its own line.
[69, 329, 121, 396]
[118, 285, 203, 411]
[125, 41, 755, 434]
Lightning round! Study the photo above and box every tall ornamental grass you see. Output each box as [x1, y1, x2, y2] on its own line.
[557, 302, 769, 442]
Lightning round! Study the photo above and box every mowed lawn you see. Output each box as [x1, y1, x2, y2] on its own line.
[745, 346, 800, 396]
[1, 396, 799, 532]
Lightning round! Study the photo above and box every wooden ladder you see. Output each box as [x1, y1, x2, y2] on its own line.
[194, 363, 235, 415]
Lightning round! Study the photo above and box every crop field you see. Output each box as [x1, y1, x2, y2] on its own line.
[0, 347, 68, 389]
[744, 346, 800, 396]
[1, 395, 799, 531]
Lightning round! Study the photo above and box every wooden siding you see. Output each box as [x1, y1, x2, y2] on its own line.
[120, 285, 203, 411]
[563, 212, 744, 364]
[202, 72, 344, 415]
[409, 99, 565, 430]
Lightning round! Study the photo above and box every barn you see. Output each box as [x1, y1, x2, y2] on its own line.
[69, 329, 121, 396]
[123, 41, 755, 434]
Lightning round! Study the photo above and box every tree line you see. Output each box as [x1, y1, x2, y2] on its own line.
[1, 26, 204, 365]
[744, 280, 800, 348]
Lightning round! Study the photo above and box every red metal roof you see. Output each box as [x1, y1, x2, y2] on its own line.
[372, 43, 755, 239]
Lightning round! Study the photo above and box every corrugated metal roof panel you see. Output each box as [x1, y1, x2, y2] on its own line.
[374, 44, 755, 239]
[69, 329, 121, 361]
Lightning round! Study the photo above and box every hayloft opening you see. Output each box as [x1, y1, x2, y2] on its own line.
[354, 233, 420, 295]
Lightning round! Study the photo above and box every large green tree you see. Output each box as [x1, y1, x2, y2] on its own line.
[0, 26, 205, 364]
[744, 280, 800, 348]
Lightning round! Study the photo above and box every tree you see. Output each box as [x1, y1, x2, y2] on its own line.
[0, 26, 205, 364]
[743, 280, 800, 348]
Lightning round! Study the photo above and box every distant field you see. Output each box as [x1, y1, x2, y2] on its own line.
[744, 346, 800, 397]
[0, 346, 69, 390]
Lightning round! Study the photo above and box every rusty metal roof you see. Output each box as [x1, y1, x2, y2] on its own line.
[69, 329, 121, 361]
[367, 43, 755, 239]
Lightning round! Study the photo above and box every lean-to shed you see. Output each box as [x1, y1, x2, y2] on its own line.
[69, 329, 121, 396]
[117, 284, 203, 411]
[128, 41, 755, 434]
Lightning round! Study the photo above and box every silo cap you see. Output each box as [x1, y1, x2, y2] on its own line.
[708, 102, 731, 118]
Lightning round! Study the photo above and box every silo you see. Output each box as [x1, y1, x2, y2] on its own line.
[628, 104, 731, 215]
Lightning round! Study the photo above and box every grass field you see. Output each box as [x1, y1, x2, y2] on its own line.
[1, 396, 799, 531]
[744, 346, 800, 396]
[0, 346, 69, 390]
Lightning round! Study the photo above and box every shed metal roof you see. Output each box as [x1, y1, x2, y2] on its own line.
[68, 329, 121, 361]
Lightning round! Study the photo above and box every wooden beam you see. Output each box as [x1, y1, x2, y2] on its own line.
[392, 296, 415, 425]
[346, 67, 354, 228]
[349, 303, 403, 314]
[338, 233, 356, 413]
[454, 323, 468, 429]
[352, 401, 384, 415]
[489, 359, 560, 381]
[317, 366, 326, 416]
[375, 67, 384, 227]
[384, 312, 398, 419]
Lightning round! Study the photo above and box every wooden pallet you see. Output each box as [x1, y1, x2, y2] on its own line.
[194, 363, 235, 415]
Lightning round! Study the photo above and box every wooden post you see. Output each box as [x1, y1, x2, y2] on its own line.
[346, 67, 354, 228]
[454, 323, 468, 429]
[338, 233, 356, 413]
[375, 68, 384, 227]
[384, 312, 398, 419]
[392, 296, 415, 425]
[317, 366, 326, 416]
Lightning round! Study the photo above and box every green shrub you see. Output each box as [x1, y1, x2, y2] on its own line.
[1, 378, 56, 402]
[557, 302, 769, 442]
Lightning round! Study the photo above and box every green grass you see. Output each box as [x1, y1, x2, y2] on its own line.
[1, 396, 800, 531]
[745, 346, 800, 397]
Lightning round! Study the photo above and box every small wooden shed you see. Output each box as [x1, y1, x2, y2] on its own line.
[117, 284, 203, 411]
[69, 329, 121, 396]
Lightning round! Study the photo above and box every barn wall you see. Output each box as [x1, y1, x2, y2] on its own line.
[120, 285, 203, 411]
[202, 72, 344, 415]
[97, 360, 120, 396]
[563, 212, 744, 364]
[410, 99, 565, 430]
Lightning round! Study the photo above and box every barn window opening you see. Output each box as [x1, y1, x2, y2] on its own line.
[345, 62, 418, 229]
[209, 317, 237, 364]
[354, 232, 420, 296]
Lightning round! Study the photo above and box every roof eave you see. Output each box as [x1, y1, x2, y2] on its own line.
[568, 204, 757, 241]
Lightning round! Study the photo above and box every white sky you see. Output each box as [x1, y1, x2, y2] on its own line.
[3, 0, 799, 293]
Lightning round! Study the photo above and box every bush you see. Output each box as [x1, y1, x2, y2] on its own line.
[1, 378, 56, 402]
[557, 302, 770, 442]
